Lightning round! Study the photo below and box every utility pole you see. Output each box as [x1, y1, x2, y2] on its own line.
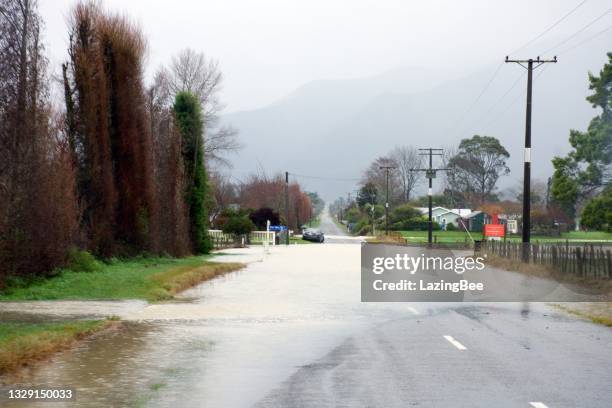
[412, 148, 449, 246]
[285, 171, 290, 245]
[505, 56, 557, 261]
[380, 165, 396, 235]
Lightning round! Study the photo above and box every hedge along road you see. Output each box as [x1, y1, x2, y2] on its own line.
[1, 244, 611, 407]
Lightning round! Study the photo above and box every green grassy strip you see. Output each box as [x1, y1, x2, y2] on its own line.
[0, 320, 113, 374]
[552, 304, 612, 327]
[399, 230, 612, 243]
[0, 256, 244, 302]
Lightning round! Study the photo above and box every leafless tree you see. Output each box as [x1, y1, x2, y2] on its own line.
[1, 0, 79, 278]
[153, 49, 241, 169]
[361, 156, 403, 205]
[389, 145, 423, 201]
[208, 171, 237, 223]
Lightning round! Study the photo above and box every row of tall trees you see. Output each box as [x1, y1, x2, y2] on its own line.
[1, 0, 79, 277]
[235, 173, 313, 230]
[0, 0, 222, 282]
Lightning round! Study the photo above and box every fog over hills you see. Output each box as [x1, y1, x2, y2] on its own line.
[222, 37, 610, 201]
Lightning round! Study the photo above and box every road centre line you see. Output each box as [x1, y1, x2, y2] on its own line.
[443, 335, 467, 350]
[529, 403, 549, 408]
[407, 306, 419, 315]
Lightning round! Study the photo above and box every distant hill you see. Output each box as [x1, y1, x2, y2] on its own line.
[222, 38, 610, 200]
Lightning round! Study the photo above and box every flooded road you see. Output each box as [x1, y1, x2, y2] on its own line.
[1, 245, 415, 407]
[2, 239, 611, 406]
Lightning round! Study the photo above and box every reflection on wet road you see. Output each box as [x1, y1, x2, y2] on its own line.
[1, 243, 611, 407]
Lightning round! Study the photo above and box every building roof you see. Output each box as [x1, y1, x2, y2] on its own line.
[462, 211, 483, 219]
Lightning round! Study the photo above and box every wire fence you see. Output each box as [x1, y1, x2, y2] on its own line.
[482, 240, 612, 279]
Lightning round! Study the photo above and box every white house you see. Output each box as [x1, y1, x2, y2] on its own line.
[416, 207, 472, 227]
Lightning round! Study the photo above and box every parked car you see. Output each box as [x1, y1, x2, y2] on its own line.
[302, 228, 324, 243]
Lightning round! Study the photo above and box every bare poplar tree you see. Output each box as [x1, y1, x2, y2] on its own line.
[389, 145, 423, 201]
[361, 156, 403, 205]
[153, 49, 241, 168]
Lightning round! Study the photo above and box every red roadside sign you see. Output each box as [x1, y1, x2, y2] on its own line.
[484, 224, 505, 238]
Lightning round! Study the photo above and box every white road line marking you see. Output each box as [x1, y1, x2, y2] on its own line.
[407, 306, 419, 315]
[443, 335, 467, 350]
[529, 403, 549, 408]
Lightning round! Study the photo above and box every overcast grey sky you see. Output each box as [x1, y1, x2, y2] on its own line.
[40, 0, 612, 113]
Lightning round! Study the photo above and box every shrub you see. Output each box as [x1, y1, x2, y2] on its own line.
[446, 223, 458, 231]
[389, 204, 422, 224]
[390, 218, 440, 231]
[345, 207, 362, 224]
[66, 247, 101, 272]
[581, 191, 612, 231]
[249, 207, 280, 229]
[222, 216, 256, 237]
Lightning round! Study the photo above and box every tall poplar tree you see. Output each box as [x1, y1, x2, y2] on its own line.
[173, 92, 212, 253]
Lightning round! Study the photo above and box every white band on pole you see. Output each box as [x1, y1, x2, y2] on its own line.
[428, 187, 433, 196]
[524, 147, 531, 163]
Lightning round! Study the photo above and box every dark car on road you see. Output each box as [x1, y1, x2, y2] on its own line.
[302, 228, 324, 243]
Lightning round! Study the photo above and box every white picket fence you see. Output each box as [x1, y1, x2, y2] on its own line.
[249, 230, 276, 245]
[208, 230, 275, 247]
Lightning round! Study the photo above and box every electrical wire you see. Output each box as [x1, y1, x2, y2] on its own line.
[556, 22, 612, 55]
[445, 1, 588, 142]
[509, 0, 589, 56]
[481, 65, 551, 134]
[541, 5, 612, 55]
[444, 62, 504, 133]
[458, 70, 527, 138]
[288, 173, 361, 182]
[456, 0, 592, 139]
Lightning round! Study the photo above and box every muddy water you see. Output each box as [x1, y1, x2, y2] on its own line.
[1, 245, 418, 407]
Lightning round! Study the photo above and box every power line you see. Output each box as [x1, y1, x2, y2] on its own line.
[541, 5, 612, 55]
[445, 62, 504, 133]
[509, 0, 588, 55]
[451, 0, 588, 136]
[481, 65, 551, 134]
[288, 172, 360, 182]
[459, 70, 526, 138]
[556, 22, 612, 55]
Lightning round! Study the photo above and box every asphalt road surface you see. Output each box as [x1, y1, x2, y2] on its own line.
[1, 241, 610, 407]
[317, 206, 363, 244]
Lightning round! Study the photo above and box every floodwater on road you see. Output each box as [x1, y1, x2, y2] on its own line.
[1, 245, 417, 407]
[2, 233, 610, 407]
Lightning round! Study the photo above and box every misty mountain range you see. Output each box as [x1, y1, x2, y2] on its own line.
[222, 36, 609, 201]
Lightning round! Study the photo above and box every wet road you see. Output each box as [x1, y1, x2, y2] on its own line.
[317, 206, 363, 244]
[1, 238, 611, 406]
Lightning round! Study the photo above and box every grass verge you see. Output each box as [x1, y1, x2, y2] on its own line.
[481, 253, 612, 293]
[552, 303, 612, 327]
[0, 319, 117, 375]
[0, 256, 244, 302]
[399, 230, 612, 244]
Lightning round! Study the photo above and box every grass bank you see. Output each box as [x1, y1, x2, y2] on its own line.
[0, 256, 244, 302]
[401, 230, 483, 243]
[400, 230, 612, 244]
[0, 319, 116, 375]
[552, 303, 612, 327]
